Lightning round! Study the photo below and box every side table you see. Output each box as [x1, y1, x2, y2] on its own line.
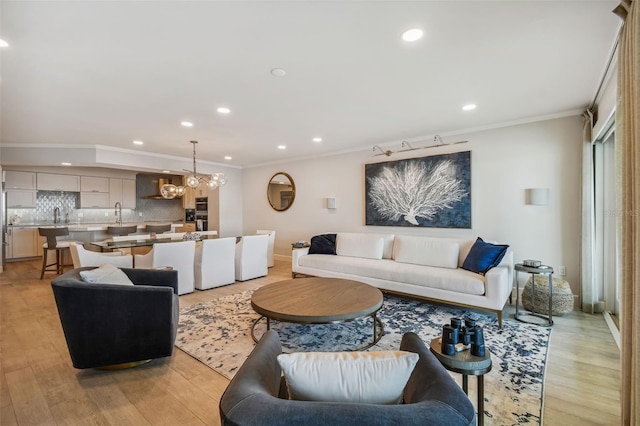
[430, 337, 492, 426]
[514, 263, 554, 326]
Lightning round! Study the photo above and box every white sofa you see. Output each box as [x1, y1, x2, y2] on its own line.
[292, 233, 513, 327]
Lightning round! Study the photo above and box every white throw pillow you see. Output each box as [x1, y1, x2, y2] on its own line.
[336, 233, 384, 259]
[79, 263, 134, 285]
[277, 351, 419, 404]
[392, 235, 460, 269]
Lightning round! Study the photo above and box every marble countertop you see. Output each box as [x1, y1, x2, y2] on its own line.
[8, 222, 184, 232]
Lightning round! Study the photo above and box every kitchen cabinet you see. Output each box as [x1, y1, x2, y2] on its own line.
[122, 179, 136, 208]
[177, 223, 196, 233]
[6, 227, 41, 259]
[80, 192, 110, 208]
[6, 190, 37, 208]
[5, 171, 36, 190]
[37, 173, 80, 192]
[183, 186, 195, 209]
[109, 178, 136, 209]
[182, 180, 208, 208]
[81, 176, 109, 193]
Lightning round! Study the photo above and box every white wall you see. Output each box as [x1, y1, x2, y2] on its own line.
[242, 116, 583, 298]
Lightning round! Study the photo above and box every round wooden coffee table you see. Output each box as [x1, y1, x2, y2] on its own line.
[251, 277, 384, 350]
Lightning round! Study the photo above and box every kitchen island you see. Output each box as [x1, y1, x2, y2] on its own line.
[5, 222, 185, 261]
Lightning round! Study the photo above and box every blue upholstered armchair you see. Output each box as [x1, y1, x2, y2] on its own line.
[219, 331, 476, 426]
[51, 267, 179, 369]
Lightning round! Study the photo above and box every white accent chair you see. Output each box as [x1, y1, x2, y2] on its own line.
[256, 230, 276, 267]
[69, 242, 133, 269]
[194, 237, 236, 290]
[235, 234, 269, 281]
[134, 240, 197, 295]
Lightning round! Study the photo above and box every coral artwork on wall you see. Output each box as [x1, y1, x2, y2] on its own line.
[365, 151, 471, 228]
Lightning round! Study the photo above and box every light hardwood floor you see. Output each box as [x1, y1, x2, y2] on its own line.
[1, 259, 620, 425]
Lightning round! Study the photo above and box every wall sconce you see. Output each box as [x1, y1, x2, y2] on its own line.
[526, 188, 550, 205]
[326, 197, 337, 209]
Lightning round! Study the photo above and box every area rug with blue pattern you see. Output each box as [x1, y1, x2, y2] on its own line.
[176, 290, 551, 426]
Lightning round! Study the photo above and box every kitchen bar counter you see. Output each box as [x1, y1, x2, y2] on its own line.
[8, 222, 184, 232]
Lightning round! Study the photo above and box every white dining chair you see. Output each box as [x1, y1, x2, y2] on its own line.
[69, 242, 133, 269]
[235, 234, 269, 281]
[256, 230, 276, 267]
[194, 237, 236, 290]
[134, 240, 196, 295]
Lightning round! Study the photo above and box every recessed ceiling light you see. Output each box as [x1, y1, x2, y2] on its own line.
[270, 68, 287, 77]
[462, 104, 477, 111]
[401, 28, 423, 42]
[224, 156, 232, 160]
[181, 121, 193, 127]
[312, 137, 323, 143]
[0, 39, 8, 48]
[277, 145, 287, 150]
[133, 140, 144, 145]
[61, 162, 72, 166]
[217, 107, 231, 114]
[162, 170, 171, 173]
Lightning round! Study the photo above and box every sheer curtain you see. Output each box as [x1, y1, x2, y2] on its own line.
[614, 0, 640, 423]
[581, 110, 597, 313]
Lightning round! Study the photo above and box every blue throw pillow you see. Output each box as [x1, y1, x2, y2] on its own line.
[308, 234, 337, 255]
[462, 237, 509, 275]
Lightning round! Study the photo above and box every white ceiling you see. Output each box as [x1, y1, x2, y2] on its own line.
[0, 1, 621, 167]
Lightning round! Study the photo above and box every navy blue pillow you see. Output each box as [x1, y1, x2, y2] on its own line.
[461, 237, 509, 275]
[308, 234, 337, 255]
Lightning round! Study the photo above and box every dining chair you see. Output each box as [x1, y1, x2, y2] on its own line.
[38, 227, 80, 279]
[235, 234, 269, 281]
[195, 237, 236, 290]
[256, 230, 276, 267]
[106, 225, 138, 236]
[134, 240, 196, 295]
[144, 224, 172, 234]
[69, 242, 133, 268]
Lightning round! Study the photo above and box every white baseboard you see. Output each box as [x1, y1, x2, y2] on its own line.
[603, 311, 621, 350]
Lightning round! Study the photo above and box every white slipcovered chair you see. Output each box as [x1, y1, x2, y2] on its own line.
[69, 242, 133, 269]
[134, 240, 196, 295]
[235, 234, 269, 281]
[256, 230, 276, 267]
[194, 237, 236, 290]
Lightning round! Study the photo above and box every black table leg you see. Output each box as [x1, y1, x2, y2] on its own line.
[462, 374, 468, 394]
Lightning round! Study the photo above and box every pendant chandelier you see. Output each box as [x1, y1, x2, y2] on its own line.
[161, 140, 227, 199]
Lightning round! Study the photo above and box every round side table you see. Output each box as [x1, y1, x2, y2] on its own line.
[430, 337, 492, 426]
[514, 263, 554, 326]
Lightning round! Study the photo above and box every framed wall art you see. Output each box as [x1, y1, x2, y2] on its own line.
[365, 151, 471, 228]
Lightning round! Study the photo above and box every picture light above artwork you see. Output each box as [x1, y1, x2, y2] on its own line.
[372, 135, 469, 157]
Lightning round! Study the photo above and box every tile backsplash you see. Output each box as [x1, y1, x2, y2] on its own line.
[7, 174, 185, 225]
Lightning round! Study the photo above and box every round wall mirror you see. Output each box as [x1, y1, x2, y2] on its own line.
[267, 172, 295, 211]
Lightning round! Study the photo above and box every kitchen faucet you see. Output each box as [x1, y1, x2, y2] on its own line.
[53, 207, 60, 224]
[114, 202, 122, 225]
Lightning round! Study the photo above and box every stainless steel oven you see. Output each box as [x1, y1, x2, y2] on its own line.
[195, 197, 208, 212]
